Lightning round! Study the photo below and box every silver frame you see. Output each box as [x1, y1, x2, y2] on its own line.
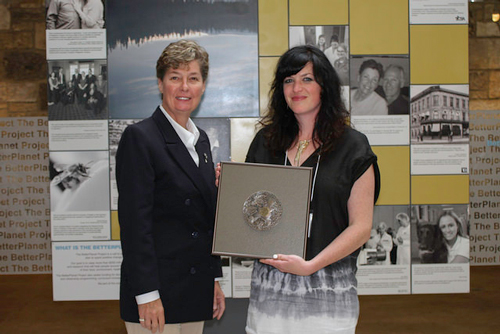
[212, 161, 313, 259]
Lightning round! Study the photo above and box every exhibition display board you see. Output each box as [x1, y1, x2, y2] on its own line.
[42, 0, 476, 300]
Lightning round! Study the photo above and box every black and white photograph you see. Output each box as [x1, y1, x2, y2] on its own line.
[46, 0, 105, 30]
[289, 25, 350, 85]
[350, 56, 410, 116]
[50, 150, 110, 212]
[48, 60, 108, 120]
[410, 85, 469, 144]
[46, 0, 107, 60]
[106, 0, 259, 119]
[411, 204, 470, 264]
[359, 205, 411, 266]
[192, 117, 231, 166]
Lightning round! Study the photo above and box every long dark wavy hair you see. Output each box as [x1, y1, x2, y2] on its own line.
[259, 45, 349, 157]
[433, 210, 465, 263]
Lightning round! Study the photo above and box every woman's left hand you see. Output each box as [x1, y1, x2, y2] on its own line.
[260, 254, 315, 276]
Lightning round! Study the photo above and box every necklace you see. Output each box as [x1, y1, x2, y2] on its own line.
[284, 147, 321, 238]
[294, 139, 311, 166]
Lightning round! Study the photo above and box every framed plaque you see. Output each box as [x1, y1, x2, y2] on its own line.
[212, 161, 313, 259]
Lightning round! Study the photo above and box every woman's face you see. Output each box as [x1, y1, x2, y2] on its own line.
[158, 60, 206, 119]
[377, 223, 387, 234]
[357, 67, 380, 97]
[439, 216, 458, 241]
[283, 62, 322, 119]
[337, 46, 346, 58]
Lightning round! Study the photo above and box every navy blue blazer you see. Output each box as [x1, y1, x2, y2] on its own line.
[116, 108, 222, 324]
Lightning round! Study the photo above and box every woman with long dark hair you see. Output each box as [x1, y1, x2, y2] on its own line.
[244, 45, 380, 334]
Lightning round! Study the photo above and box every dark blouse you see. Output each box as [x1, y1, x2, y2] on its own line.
[245, 126, 381, 260]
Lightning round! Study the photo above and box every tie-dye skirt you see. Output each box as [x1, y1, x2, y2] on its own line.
[246, 258, 359, 334]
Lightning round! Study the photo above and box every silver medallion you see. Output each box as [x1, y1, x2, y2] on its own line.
[242, 191, 283, 231]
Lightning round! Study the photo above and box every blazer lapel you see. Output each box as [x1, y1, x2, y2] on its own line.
[195, 133, 217, 209]
[152, 108, 215, 211]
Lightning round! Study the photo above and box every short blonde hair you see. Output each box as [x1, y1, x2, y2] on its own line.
[156, 40, 209, 81]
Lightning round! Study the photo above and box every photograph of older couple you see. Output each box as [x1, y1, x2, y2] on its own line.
[350, 56, 410, 116]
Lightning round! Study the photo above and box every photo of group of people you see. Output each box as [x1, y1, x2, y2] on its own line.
[359, 206, 411, 266]
[48, 60, 108, 120]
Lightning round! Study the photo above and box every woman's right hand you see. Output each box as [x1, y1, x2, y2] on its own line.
[138, 298, 165, 334]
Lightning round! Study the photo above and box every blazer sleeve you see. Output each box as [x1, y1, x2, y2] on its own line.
[116, 123, 160, 296]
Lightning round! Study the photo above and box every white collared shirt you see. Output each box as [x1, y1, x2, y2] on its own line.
[160, 105, 200, 167]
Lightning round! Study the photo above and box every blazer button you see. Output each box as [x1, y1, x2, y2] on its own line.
[191, 231, 199, 239]
[190, 267, 196, 274]
[185, 199, 191, 206]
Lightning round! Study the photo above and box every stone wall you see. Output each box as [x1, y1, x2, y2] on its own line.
[469, 1, 500, 110]
[0, 1, 498, 116]
[0, 0, 47, 118]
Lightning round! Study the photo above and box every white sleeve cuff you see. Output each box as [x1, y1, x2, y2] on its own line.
[135, 290, 160, 305]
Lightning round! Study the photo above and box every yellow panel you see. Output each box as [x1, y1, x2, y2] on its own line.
[259, 57, 279, 115]
[259, 0, 289, 56]
[372, 146, 410, 205]
[289, 0, 348, 25]
[410, 25, 469, 84]
[111, 211, 120, 241]
[411, 175, 469, 205]
[350, 0, 408, 55]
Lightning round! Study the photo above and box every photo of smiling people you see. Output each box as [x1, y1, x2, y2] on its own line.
[411, 204, 469, 264]
[350, 56, 410, 116]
